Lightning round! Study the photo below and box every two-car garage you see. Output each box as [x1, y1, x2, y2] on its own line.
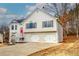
[24, 32, 58, 43]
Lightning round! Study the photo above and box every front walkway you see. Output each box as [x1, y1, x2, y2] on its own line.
[0, 42, 60, 56]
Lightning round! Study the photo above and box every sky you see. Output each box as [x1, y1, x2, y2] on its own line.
[0, 3, 35, 15]
[0, 3, 76, 26]
[0, 3, 36, 26]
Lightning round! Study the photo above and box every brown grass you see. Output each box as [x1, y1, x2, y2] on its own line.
[29, 35, 79, 56]
[0, 43, 6, 47]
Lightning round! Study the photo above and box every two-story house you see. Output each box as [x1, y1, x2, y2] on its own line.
[9, 7, 63, 43]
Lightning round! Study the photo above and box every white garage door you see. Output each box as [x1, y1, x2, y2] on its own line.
[24, 34, 40, 42]
[24, 33, 57, 43]
[31, 35, 40, 42]
[44, 35, 56, 43]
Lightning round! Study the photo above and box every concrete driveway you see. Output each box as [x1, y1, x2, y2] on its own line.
[0, 43, 60, 56]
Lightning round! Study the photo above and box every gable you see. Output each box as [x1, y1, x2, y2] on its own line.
[22, 9, 59, 32]
[23, 8, 57, 23]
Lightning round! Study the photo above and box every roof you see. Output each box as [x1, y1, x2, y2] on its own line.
[10, 18, 25, 24]
[10, 6, 57, 24]
[23, 7, 57, 22]
[16, 19, 25, 23]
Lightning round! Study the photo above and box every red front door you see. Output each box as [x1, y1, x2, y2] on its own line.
[20, 27, 23, 36]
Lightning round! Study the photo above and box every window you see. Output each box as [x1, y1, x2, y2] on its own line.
[11, 25, 14, 30]
[26, 22, 37, 29]
[42, 20, 53, 27]
[11, 25, 17, 30]
[15, 25, 17, 30]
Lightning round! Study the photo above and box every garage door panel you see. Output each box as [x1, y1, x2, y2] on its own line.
[24, 33, 57, 43]
[31, 35, 40, 42]
[44, 35, 56, 43]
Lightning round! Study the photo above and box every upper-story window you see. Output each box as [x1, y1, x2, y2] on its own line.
[11, 25, 14, 30]
[11, 25, 17, 30]
[26, 22, 37, 29]
[42, 20, 53, 28]
[15, 25, 17, 30]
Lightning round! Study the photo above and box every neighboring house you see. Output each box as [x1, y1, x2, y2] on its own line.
[0, 33, 3, 43]
[9, 7, 63, 43]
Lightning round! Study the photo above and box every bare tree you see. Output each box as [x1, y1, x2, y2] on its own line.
[75, 3, 79, 38]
